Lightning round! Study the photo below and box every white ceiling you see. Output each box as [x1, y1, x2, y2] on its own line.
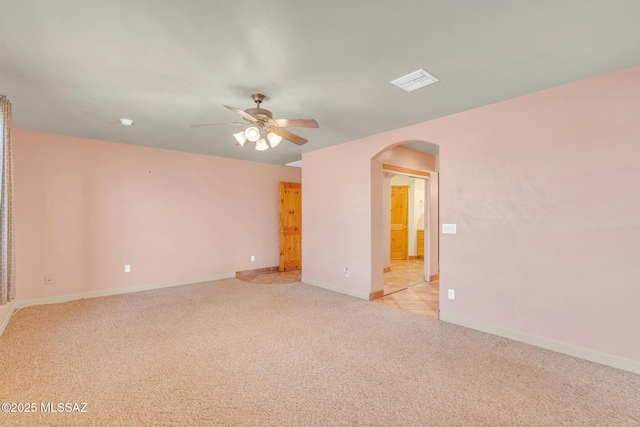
[1, 1, 639, 165]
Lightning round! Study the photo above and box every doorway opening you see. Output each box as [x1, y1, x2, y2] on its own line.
[386, 173, 429, 295]
[371, 141, 439, 318]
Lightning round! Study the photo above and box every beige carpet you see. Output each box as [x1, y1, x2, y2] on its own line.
[0, 279, 638, 426]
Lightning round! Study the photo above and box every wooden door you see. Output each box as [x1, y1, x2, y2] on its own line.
[390, 185, 409, 260]
[279, 182, 302, 271]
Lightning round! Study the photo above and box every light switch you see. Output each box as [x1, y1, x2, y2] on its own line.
[442, 224, 457, 234]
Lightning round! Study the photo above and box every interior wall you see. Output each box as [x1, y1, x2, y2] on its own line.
[11, 129, 301, 304]
[302, 65, 640, 364]
[302, 141, 373, 298]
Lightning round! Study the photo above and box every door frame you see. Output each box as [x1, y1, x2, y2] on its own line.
[383, 164, 431, 282]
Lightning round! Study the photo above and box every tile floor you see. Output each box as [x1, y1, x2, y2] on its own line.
[379, 258, 439, 318]
[383, 259, 426, 295]
[237, 266, 439, 319]
[374, 281, 439, 319]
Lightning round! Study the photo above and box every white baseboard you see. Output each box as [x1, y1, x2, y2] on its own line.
[302, 277, 370, 300]
[0, 273, 235, 337]
[440, 313, 640, 374]
[0, 302, 16, 338]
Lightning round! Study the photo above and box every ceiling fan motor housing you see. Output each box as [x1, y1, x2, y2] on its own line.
[244, 107, 273, 118]
[245, 94, 272, 119]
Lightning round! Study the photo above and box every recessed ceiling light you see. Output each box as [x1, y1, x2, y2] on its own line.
[391, 69, 439, 92]
[119, 118, 134, 126]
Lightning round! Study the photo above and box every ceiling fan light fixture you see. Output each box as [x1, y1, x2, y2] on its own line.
[245, 126, 261, 142]
[191, 94, 317, 149]
[255, 138, 269, 151]
[267, 131, 282, 148]
[233, 131, 247, 146]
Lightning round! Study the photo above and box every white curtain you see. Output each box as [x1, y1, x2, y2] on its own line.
[0, 95, 15, 305]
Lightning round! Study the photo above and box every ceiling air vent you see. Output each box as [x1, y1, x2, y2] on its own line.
[391, 69, 439, 92]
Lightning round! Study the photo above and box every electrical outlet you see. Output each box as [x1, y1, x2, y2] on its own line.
[251, 255, 255, 262]
[124, 264, 131, 273]
[343, 267, 349, 277]
[448, 289, 455, 300]
[45, 276, 53, 285]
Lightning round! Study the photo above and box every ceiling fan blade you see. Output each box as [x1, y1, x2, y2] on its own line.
[223, 105, 258, 122]
[271, 128, 308, 146]
[187, 122, 246, 127]
[274, 118, 319, 128]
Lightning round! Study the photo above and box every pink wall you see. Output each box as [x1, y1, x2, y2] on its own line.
[12, 130, 300, 303]
[302, 143, 373, 297]
[303, 65, 640, 363]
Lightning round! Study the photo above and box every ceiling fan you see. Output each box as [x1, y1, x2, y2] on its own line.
[188, 93, 319, 150]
